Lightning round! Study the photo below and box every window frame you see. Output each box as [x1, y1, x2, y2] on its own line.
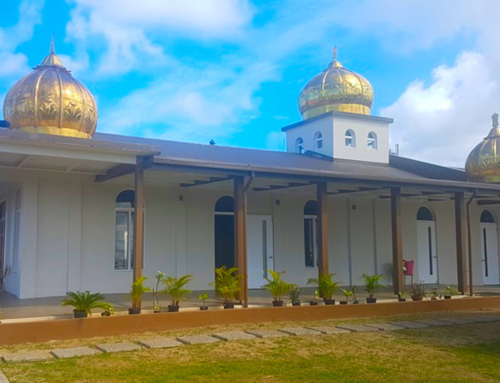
[345, 129, 356, 147]
[367, 131, 377, 150]
[314, 132, 323, 150]
[304, 214, 318, 268]
[296, 137, 305, 154]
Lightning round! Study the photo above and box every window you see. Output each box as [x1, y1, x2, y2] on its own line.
[345, 129, 355, 147]
[367, 132, 377, 149]
[481, 210, 496, 223]
[296, 137, 304, 154]
[304, 200, 318, 268]
[315, 132, 323, 149]
[115, 190, 144, 270]
[417, 206, 434, 221]
[214, 196, 235, 269]
[12, 190, 21, 273]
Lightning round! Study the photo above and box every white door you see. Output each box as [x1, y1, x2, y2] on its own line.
[247, 215, 274, 289]
[480, 223, 500, 285]
[417, 221, 438, 283]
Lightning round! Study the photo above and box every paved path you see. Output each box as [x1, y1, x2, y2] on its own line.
[0, 314, 499, 368]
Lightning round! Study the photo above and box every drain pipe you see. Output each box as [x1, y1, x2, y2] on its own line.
[466, 189, 477, 297]
[242, 172, 255, 308]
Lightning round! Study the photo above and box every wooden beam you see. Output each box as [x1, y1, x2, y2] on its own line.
[234, 176, 248, 306]
[329, 187, 381, 195]
[455, 192, 467, 294]
[95, 164, 135, 183]
[180, 177, 232, 188]
[317, 182, 329, 280]
[391, 187, 403, 295]
[252, 182, 311, 192]
[132, 156, 145, 309]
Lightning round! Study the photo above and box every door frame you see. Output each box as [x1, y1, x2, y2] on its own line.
[480, 221, 500, 285]
[246, 215, 274, 289]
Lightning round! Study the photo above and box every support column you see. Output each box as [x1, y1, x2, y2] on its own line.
[234, 176, 248, 306]
[317, 182, 329, 279]
[391, 187, 403, 294]
[132, 156, 145, 309]
[454, 192, 467, 294]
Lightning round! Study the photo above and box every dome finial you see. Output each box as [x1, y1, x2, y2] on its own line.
[50, 35, 55, 54]
[38, 36, 64, 68]
[492, 113, 499, 128]
[332, 46, 338, 60]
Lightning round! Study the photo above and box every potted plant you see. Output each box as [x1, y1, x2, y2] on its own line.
[361, 274, 384, 303]
[398, 291, 407, 302]
[153, 271, 165, 313]
[211, 266, 241, 309]
[310, 289, 319, 305]
[444, 285, 457, 300]
[289, 284, 301, 306]
[410, 282, 426, 301]
[307, 273, 340, 305]
[162, 275, 193, 312]
[431, 287, 439, 301]
[340, 288, 353, 304]
[129, 276, 151, 315]
[352, 285, 359, 304]
[199, 291, 209, 310]
[264, 270, 289, 307]
[61, 291, 113, 318]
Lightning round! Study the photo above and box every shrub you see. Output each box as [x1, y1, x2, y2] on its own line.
[307, 274, 340, 300]
[289, 285, 301, 304]
[61, 291, 112, 314]
[263, 270, 289, 301]
[162, 275, 193, 307]
[211, 266, 240, 304]
[131, 276, 151, 308]
[361, 274, 385, 298]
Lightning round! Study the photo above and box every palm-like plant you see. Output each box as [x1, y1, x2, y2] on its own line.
[162, 275, 193, 307]
[211, 266, 240, 304]
[341, 288, 353, 303]
[307, 273, 340, 301]
[361, 274, 385, 299]
[263, 270, 289, 303]
[131, 276, 152, 309]
[61, 291, 112, 316]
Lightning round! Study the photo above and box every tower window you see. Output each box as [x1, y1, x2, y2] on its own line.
[296, 137, 304, 154]
[345, 129, 355, 147]
[314, 132, 323, 149]
[367, 132, 377, 149]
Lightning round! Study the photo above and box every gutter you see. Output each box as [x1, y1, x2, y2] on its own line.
[466, 189, 477, 296]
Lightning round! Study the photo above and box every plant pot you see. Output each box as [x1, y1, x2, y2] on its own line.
[101, 311, 111, 317]
[444, 295, 451, 300]
[292, 301, 301, 306]
[167, 305, 180, 312]
[324, 299, 335, 305]
[224, 302, 235, 309]
[309, 301, 318, 306]
[128, 308, 141, 315]
[353, 300, 359, 304]
[154, 309, 162, 314]
[340, 301, 348, 305]
[398, 298, 407, 302]
[272, 300, 284, 307]
[411, 296, 423, 301]
[366, 297, 377, 304]
[200, 306, 208, 311]
[73, 310, 88, 319]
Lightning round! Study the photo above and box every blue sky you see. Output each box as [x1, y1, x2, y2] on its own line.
[1, 0, 499, 166]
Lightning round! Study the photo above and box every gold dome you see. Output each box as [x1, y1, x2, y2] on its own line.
[466, 113, 500, 183]
[298, 47, 373, 120]
[2, 39, 98, 138]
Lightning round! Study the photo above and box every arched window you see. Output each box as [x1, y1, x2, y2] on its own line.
[345, 129, 355, 147]
[367, 132, 377, 149]
[304, 200, 318, 268]
[296, 137, 305, 154]
[215, 196, 235, 269]
[314, 132, 323, 149]
[417, 206, 435, 221]
[115, 190, 144, 270]
[481, 210, 496, 223]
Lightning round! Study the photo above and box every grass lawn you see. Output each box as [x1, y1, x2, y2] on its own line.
[1, 312, 500, 382]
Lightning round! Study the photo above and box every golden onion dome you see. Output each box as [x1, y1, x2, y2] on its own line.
[298, 47, 373, 119]
[2, 38, 98, 138]
[466, 113, 500, 183]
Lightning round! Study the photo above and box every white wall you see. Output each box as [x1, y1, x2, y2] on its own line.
[285, 118, 334, 157]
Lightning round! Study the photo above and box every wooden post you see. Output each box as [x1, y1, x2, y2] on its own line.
[391, 187, 403, 295]
[234, 176, 248, 306]
[132, 156, 145, 309]
[455, 192, 468, 294]
[317, 182, 329, 279]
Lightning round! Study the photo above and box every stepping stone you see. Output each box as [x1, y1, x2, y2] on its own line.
[335, 324, 379, 333]
[279, 327, 322, 336]
[365, 323, 406, 331]
[390, 321, 429, 329]
[467, 316, 499, 323]
[435, 317, 477, 325]
[483, 315, 500, 322]
[51, 347, 101, 359]
[2, 350, 53, 363]
[305, 326, 351, 335]
[212, 331, 256, 341]
[138, 338, 183, 349]
[245, 329, 290, 339]
[177, 335, 221, 345]
[96, 343, 142, 353]
[412, 318, 451, 327]
[0, 369, 8, 383]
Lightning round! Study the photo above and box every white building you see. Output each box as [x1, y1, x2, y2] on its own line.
[0, 44, 499, 304]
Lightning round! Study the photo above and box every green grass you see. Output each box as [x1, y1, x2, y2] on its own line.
[2, 315, 500, 382]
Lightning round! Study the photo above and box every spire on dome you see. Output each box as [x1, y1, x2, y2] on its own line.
[328, 45, 342, 69]
[38, 36, 64, 68]
[332, 46, 338, 60]
[492, 113, 499, 128]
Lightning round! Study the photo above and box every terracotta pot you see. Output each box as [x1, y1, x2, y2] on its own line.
[366, 297, 377, 304]
[292, 301, 301, 306]
[167, 305, 179, 312]
[324, 299, 335, 305]
[128, 308, 141, 315]
[200, 306, 208, 311]
[73, 310, 88, 319]
[224, 302, 235, 309]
